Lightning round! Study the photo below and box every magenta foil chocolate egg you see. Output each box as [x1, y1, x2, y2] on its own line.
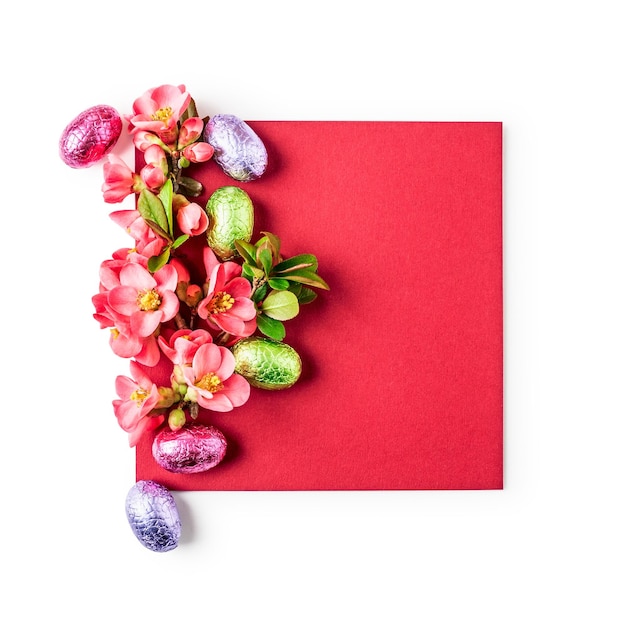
[125, 480, 181, 552]
[59, 104, 122, 168]
[204, 114, 268, 181]
[152, 424, 228, 473]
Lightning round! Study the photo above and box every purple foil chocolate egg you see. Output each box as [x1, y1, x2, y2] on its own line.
[59, 104, 122, 168]
[204, 114, 268, 181]
[152, 424, 228, 474]
[125, 480, 181, 553]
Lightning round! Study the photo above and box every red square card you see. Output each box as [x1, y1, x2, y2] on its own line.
[136, 121, 503, 490]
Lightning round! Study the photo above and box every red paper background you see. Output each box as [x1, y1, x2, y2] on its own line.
[136, 121, 503, 490]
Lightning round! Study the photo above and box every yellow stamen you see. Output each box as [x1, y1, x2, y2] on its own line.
[130, 388, 149, 406]
[206, 291, 235, 314]
[152, 106, 173, 122]
[195, 372, 224, 393]
[110, 328, 120, 340]
[137, 289, 161, 311]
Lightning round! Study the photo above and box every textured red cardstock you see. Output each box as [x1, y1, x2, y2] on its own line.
[135, 121, 503, 490]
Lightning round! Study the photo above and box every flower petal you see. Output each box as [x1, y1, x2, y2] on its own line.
[193, 343, 222, 378]
[130, 310, 162, 337]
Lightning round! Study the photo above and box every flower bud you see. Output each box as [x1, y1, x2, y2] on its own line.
[185, 284, 203, 308]
[156, 386, 179, 409]
[168, 408, 187, 431]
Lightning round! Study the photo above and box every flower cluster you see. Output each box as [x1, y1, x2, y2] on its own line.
[90, 84, 328, 447]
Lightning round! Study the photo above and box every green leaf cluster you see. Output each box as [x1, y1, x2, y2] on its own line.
[234, 232, 329, 341]
[137, 179, 190, 272]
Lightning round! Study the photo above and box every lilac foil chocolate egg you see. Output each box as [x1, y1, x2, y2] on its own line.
[152, 424, 228, 474]
[59, 104, 122, 168]
[125, 480, 181, 552]
[204, 114, 268, 181]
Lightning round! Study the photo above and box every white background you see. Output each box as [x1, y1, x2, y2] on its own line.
[1, 1, 624, 624]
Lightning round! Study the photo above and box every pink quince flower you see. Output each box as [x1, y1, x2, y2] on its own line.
[182, 343, 250, 412]
[109, 210, 168, 260]
[182, 141, 215, 164]
[127, 84, 191, 145]
[113, 360, 164, 446]
[197, 248, 257, 337]
[133, 130, 168, 153]
[102, 155, 144, 203]
[177, 117, 204, 148]
[108, 263, 179, 338]
[139, 144, 168, 190]
[158, 328, 214, 366]
[93, 290, 161, 367]
[174, 196, 208, 236]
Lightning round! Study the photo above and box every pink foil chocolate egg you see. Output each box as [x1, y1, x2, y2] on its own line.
[152, 424, 228, 473]
[59, 104, 122, 168]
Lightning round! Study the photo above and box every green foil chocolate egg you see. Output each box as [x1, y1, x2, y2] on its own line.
[206, 186, 254, 260]
[232, 337, 302, 390]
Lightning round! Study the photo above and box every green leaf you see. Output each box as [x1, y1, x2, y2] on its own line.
[234, 240, 258, 266]
[258, 248, 273, 276]
[251, 282, 269, 303]
[241, 263, 256, 282]
[178, 176, 203, 197]
[143, 218, 171, 241]
[285, 269, 330, 290]
[147, 247, 171, 272]
[260, 290, 300, 321]
[256, 313, 286, 341]
[158, 179, 174, 237]
[260, 231, 281, 259]
[172, 234, 190, 249]
[244, 263, 265, 280]
[297, 287, 318, 304]
[138, 190, 171, 241]
[268, 277, 290, 291]
[273, 254, 318, 274]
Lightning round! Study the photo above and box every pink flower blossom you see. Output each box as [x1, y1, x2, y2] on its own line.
[197, 248, 257, 338]
[127, 84, 191, 145]
[113, 360, 164, 446]
[101, 155, 143, 203]
[158, 328, 214, 366]
[182, 343, 250, 411]
[108, 210, 168, 258]
[139, 144, 168, 190]
[175, 198, 208, 236]
[108, 263, 179, 338]
[92, 289, 161, 366]
[133, 130, 168, 152]
[182, 141, 215, 163]
[177, 117, 204, 148]
[140, 163, 166, 190]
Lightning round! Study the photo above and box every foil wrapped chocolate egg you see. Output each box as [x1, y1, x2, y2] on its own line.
[152, 424, 228, 474]
[125, 480, 181, 552]
[59, 104, 122, 168]
[204, 114, 268, 181]
[233, 337, 302, 390]
[206, 186, 254, 260]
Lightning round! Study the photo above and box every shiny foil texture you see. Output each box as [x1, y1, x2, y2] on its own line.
[205, 185, 254, 260]
[59, 104, 122, 168]
[233, 337, 302, 390]
[204, 114, 268, 181]
[125, 480, 181, 552]
[152, 424, 228, 473]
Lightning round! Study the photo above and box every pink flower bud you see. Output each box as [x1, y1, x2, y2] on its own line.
[177, 117, 204, 148]
[182, 141, 214, 163]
